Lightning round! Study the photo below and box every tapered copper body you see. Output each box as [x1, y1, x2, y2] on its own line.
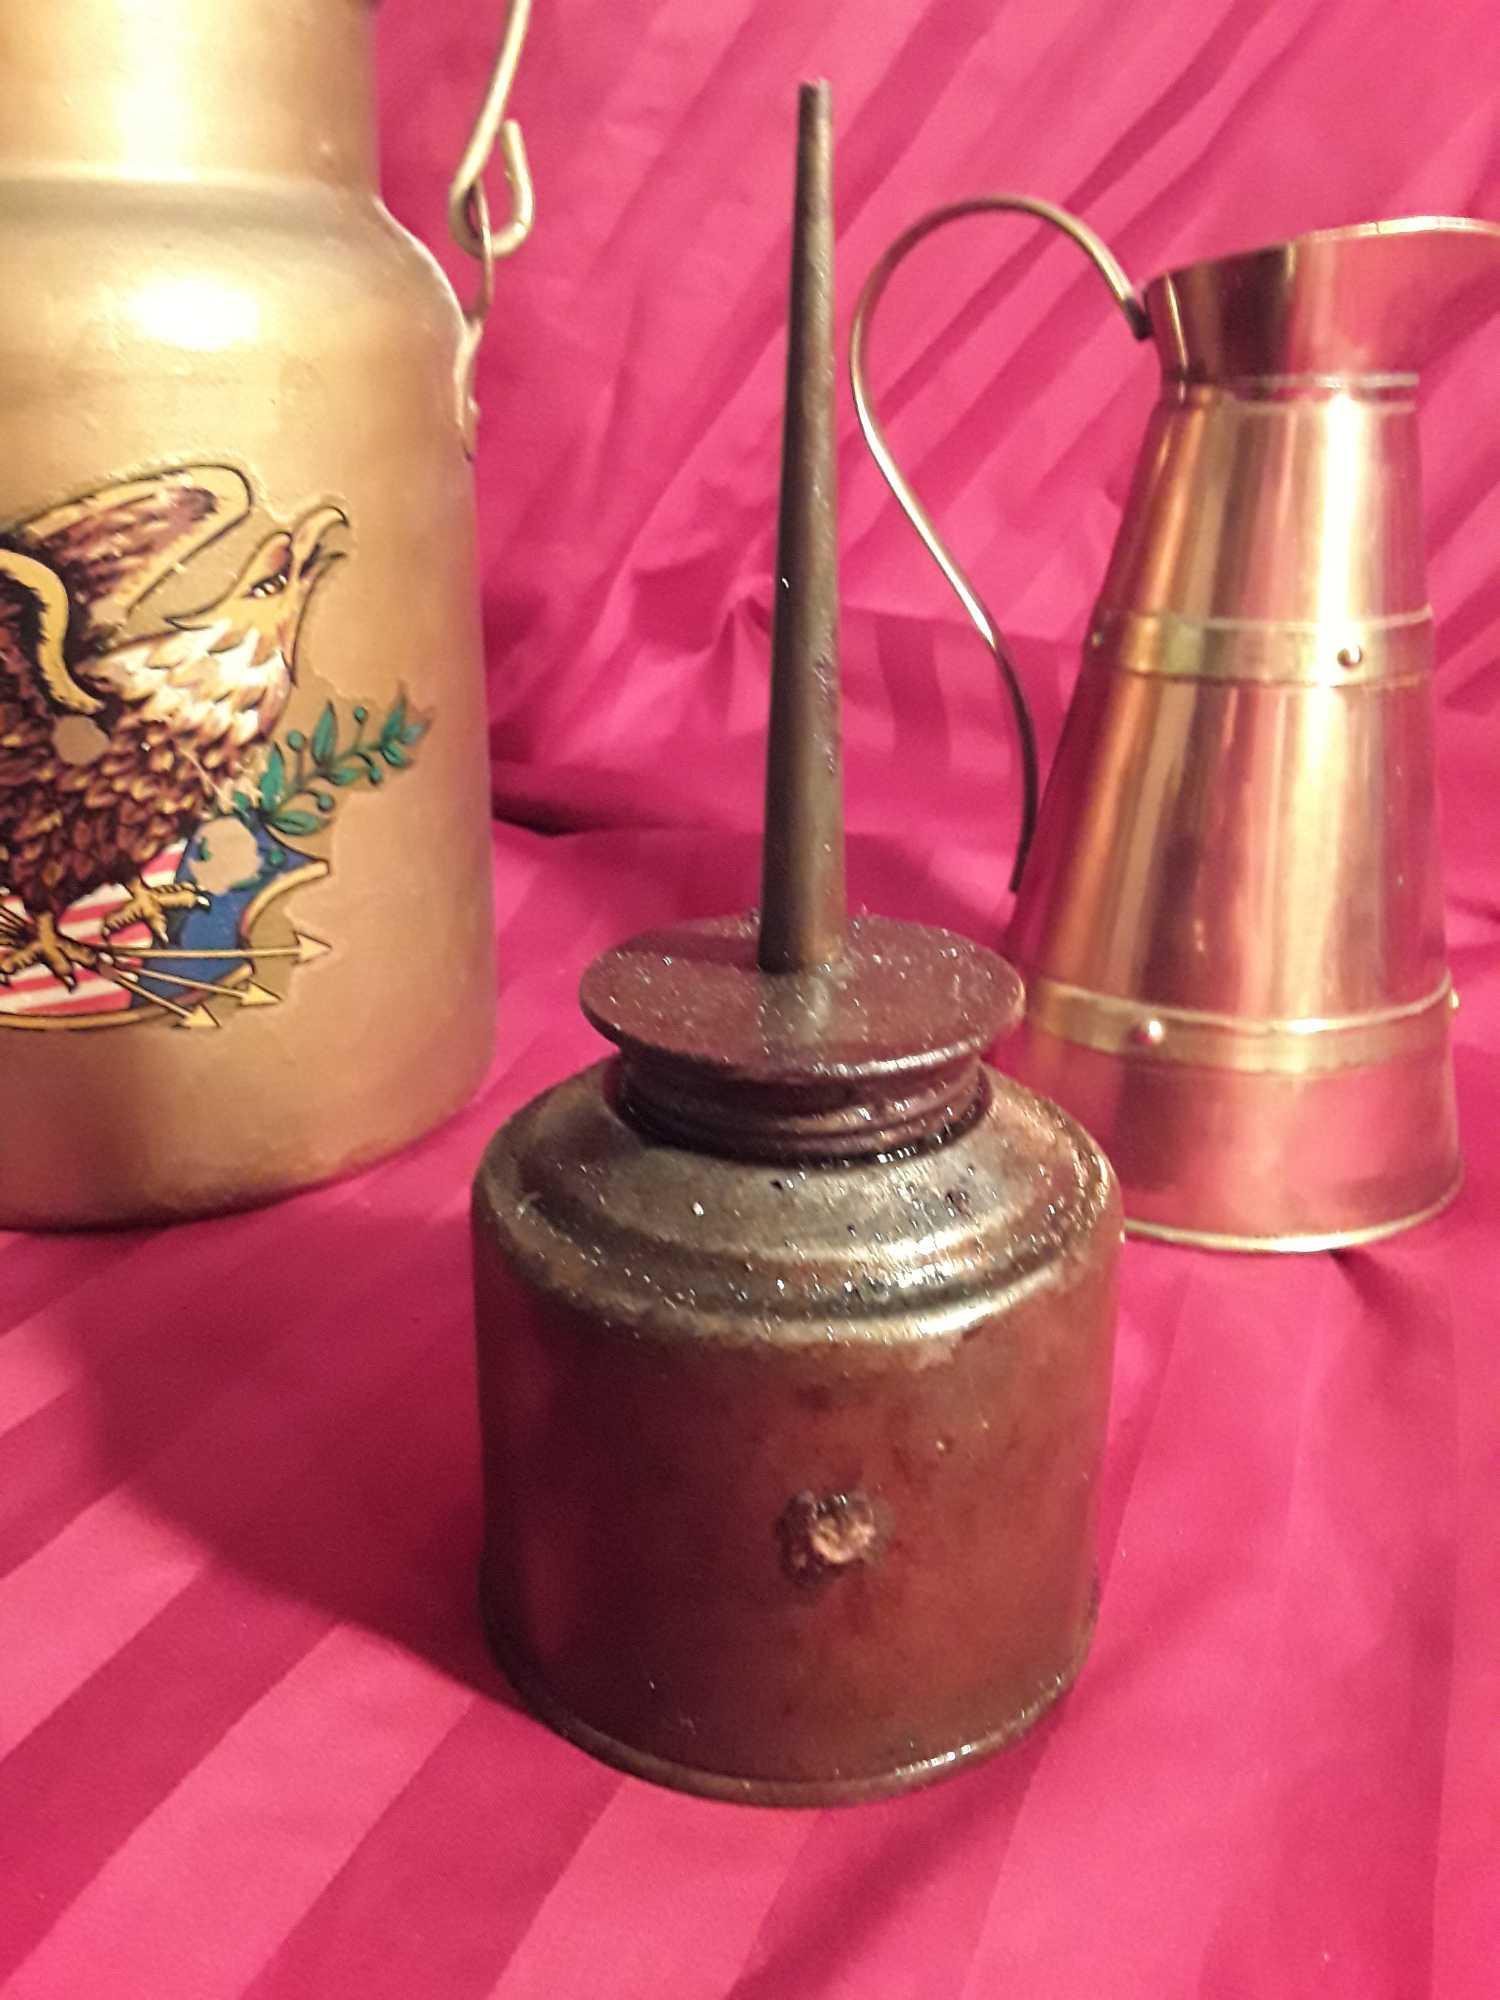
[472, 87, 1120, 1804]
[856, 214, 1500, 1250]
[0, 0, 531, 1226]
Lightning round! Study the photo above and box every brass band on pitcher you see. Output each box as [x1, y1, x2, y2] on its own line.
[1024, 971, 1457, 1075]
[1090, 606, 1434, 687]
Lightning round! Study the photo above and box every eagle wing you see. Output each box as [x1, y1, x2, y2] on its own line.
[0, 468, 255, 877]
[14, 464, 252, 637]
[0, 547, 100, 724]
[1, 551, 89, 891]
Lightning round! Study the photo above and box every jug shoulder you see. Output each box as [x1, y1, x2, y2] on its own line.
[0, 177, 462, 372]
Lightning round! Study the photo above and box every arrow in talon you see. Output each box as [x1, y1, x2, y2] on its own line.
[106, 930, 330, 964]
[110, 964, 282, 1007]
[84, 958, 220, 1026]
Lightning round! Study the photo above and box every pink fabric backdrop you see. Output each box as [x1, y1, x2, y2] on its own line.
[3, 0, 1499, 1993]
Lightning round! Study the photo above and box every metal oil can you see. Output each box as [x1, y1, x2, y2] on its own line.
[472, 86, 1121, 1804]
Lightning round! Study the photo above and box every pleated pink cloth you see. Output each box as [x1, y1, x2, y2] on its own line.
[3, 0, 1499, 1993]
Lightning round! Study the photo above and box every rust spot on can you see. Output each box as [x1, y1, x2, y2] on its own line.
[778, 1489, 881, 1583]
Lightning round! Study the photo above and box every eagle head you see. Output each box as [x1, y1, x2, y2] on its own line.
[176, 502, 348, 670]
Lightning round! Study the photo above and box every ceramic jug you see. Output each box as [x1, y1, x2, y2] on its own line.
[854, 203, 1500, 1250]
[0, 0, 532, 1226]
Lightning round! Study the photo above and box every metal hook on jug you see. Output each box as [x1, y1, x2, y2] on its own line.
[850, 196, 1149, 890]
[447, 0, 537, 455]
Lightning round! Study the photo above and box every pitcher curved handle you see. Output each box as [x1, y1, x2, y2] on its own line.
[446, 0, 537, 454]
[850, 196, 1150, 889]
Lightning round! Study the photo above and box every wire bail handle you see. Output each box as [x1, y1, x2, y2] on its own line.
[850, 196, 1148, 889]
[446, 0, 536, 454]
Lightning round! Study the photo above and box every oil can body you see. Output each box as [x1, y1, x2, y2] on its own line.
[474, 1059, 1120, 1805]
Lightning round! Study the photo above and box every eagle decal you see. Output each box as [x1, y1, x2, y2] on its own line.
[0, 465, 426, 1030]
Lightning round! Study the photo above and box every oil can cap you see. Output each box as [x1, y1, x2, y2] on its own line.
[582, 912, 1020, 1160]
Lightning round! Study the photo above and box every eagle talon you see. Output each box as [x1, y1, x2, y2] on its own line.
[0, 912, 99, 987]
[101, 879, 208, 945]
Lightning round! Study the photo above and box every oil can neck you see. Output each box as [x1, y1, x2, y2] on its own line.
[0, 0, 378, 190]
[580, 914, 1023, 1170]
[613, 1048, 989, 1166]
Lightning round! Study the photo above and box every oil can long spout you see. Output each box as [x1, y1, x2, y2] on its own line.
[758, 81, 847, 976]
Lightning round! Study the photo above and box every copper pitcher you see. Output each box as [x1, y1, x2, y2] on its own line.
[0, 0, 532, 1226]
[854, 207, 1500, 1251]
